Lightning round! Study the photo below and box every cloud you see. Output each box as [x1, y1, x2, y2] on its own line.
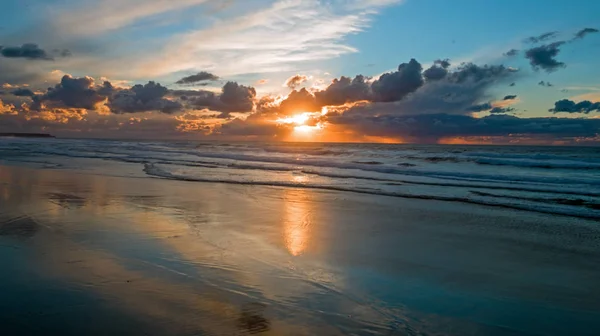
[371, 58, 424, 102]
[279, 88, 320, 114]
[524, 41, 566, 72]
[467, 102, 493, 112]
[550, 99, 600, 114]
[138, 0, 403, 79]
[175, 71, 219, 85]
[0, 44, 53, 61]
[34, 75, 107, 110]
[219, 82, 256, 114]
[218, 115, 290, 137]
[11, 88, 36, 97]
[503, 49, 519, 57]
[423, 59, 451, 81]
[573, 28, 599, 40]
[31, 76, 187, 114]
[109, 81, 183, 114]
[538, 81, 553, 87]
[314, 75, 371, 106]
[509, 82, 515, 87]
[51, 0, 211, 38]
[396, 63, 517, 115]
[503, 95, 517, 100]
[327, 112, 600, 142]
[185, 81, 257, 116]
[524, 31, 558, 44]
[284, 74, 310, 89]
[273, 59, 517, 120]
[0, 99, 19, 115]
[489, 107, 515, 114]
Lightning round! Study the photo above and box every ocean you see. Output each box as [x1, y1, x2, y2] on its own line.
[1, 138, 598, 219]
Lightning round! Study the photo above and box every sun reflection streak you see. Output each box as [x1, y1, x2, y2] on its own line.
[282, 189, 312, 256]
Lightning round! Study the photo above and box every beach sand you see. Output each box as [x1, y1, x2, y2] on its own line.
[1, 164, 599, 335]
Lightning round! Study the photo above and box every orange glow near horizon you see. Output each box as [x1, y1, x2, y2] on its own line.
[276, 112, 324, 134]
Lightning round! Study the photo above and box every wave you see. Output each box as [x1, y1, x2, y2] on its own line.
[143, 164, 600, 220]
[463, 150, 600, 163]
[5, 142, 600, 194]
[352, 161, 384, 165]
[3, 139, 600, 206]
[474, 158, 600, 170]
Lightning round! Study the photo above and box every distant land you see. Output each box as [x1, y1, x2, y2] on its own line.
[0, 133, 55, 138]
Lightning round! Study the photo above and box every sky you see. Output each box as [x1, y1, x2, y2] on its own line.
[0, 0, 599, 144]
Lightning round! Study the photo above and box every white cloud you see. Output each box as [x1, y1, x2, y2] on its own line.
[134, 0, 402, 78]
[51, 0, 211, 37]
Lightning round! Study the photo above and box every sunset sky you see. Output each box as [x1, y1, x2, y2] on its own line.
[1, 0, 599, 144]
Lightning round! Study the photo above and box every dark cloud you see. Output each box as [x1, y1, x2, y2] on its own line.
[392, 63, 517, 116]
[525, 42, 566, 72]
[467, 102, 492, 112]
[326, 112, 600, 142]
[109, 81, 182, 114]
[503, 95, 517, 100]
[422, 59, 451, 81]
[11, 88, 35, 97]
[35, 75, 107, 110]
[524, 31, 558, 44]
[446, 63, 517, 83]
[503, 49, 519, 57]
[538, 81, 553, 87]
[307, 60, 520, 141]
[0, 44, 53, 60]
[423, 60, 450, 81]
[219, 82, 256, 113]
[284, 75, 309, 89]
[550, 99, 600, 114]
[175, 71, 219, 85]
[186, 82, 256, 116]
[573, 28, 599, 40]
[371, 58, 424, 102]
[489, 107, 515, 114]
[314, 75, 371, 106]
[304, 61, 517, 121]
[434, 59, 451, 69]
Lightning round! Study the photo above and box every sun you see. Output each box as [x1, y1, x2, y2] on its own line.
[276, 112, 322, 133]
[277, 113, 310, 126]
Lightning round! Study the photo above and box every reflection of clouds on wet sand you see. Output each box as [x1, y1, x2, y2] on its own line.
[0, 165, 397, 335]
[0, 215, 40, 238]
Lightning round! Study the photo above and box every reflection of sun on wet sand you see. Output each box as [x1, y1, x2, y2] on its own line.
[283, 189, 312, 256]
[0, 165, 377, 335]
[4, 164, 600, 335]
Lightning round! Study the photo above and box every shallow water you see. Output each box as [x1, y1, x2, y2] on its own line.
[1, 165, 599, 335]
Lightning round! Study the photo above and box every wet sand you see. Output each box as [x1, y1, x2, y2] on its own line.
[1, 164, 599, 335]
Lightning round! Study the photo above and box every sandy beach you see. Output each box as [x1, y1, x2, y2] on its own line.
[1, 164, 599, 335]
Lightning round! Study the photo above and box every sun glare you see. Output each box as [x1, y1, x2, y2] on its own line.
[276, 112, 323, 133]
[277, 113, 310, 126]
